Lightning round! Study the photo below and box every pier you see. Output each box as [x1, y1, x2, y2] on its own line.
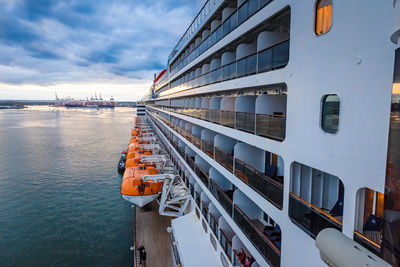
[134, 202, 174, 267]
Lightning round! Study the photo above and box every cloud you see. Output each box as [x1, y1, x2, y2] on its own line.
[0, 0, 206, 99]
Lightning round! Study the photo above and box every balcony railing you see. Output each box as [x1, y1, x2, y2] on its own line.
[288, 193, 342, 239]
[353, 231, 381, 256]
[220, 229, 233, 262]
[192, 135, 201, 148]
[201, 139, 214, 158]
[152, 106, 286, 142]
[215, 147, 234, 172]
[209, 212, 219, 238]
[221, 61, 237, 81]
[169, 40, 289, 95]
[236, 53, 257, 78]
[201, 200, 209, 219]
[221, 110, 235, 128]
[177, 146, 185, 157]
[210, 179, 233, 216]
[233, 205, 281, 267]
[207, 109, 220, 123]
[255, 114, 286, 141]
[185, 154, 195, 170]
[195, 192, 201, 207]
[236, 111, 255, 133]
[234, 158, 283, 209]
[169, 0, 277, 77]
[194, 163, 209, 188]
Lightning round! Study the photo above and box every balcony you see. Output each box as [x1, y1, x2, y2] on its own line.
[201, 139, 214, 158]
[215, 146, 234, 172]
[221, 61, 237, 81]
[150, 104, 286, 142]
[234, 158, 283, 209]
[210, 179, 233, 216]
[221, 110, 235, 128]
[169, 40, 289, 95]
[169, 0, 278, 76]
[192, 134, 201, 149]
[194, 163, 210, 188]
[185, 154, 195, 170]
[353, 231, 381, 256]
[220, 229, 233, 262]
[194, 191, 201, 207]
[201, 200, 209, 219]
[288, 193, 342, 239]
[236, 53, 257, 78]
[236, 111, 255, 133]
[209, 212, 219, 237]
[233, 204, 281, 267]
[255, 114, 285, 141]
[206, 109, 220, 123]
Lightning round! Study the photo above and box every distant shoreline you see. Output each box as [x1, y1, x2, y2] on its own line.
[0, 100, 138, 107]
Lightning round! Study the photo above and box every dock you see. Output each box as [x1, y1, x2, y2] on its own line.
[134, 201, 175, 267]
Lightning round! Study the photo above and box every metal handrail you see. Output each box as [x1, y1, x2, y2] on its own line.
[235, 158, 283, 188]
[234, 204, 281, 255]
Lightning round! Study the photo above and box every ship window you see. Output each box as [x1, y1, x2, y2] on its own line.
[321, 94, 340, 133]
[315, 0, 332, 35]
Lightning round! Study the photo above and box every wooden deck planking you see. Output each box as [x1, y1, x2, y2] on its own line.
[135, 202, 174, 267]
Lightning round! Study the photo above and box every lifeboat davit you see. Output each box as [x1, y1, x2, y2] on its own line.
[121, 164, 165, 207]
[126, 150, 152, 165]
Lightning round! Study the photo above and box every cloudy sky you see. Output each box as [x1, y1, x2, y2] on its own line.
[0, 0, 204, 100]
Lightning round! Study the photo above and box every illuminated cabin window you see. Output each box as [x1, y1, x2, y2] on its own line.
[321, 94, 340, 133]
[315, 0, 332, 35]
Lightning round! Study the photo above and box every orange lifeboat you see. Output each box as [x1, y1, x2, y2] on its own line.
[121, 164, 165, 207]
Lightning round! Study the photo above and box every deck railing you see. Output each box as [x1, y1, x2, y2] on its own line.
[234, 158, 283, 209]
[288, 192, 342, 239]
[209, 179, 233, 216]
[233, 204, 281, 266]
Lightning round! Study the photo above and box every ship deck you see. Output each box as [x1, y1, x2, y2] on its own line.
[134, 201, 174, 267]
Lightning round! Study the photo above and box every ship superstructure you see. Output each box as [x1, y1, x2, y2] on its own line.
[138, 1, 400, 266]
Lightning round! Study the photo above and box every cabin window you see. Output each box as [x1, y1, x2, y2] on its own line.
[315, 0, 332, 35]
[321, 94, 340, 133]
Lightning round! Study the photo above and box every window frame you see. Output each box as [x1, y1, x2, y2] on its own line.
[314, 0, 333, 36]
[320, 93, 340, 134]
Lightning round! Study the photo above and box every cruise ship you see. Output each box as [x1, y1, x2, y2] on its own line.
[136, 1, 400, 266]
